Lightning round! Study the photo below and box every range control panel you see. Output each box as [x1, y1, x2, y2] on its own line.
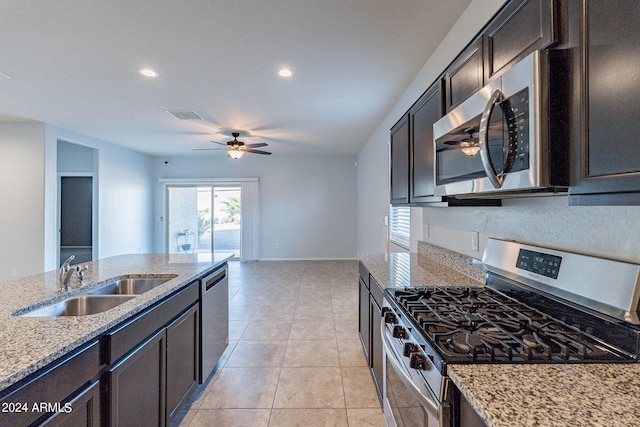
[516, 249, 562, 279]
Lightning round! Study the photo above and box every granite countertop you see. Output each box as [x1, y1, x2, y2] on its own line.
[0, 253, 229, 392]
[359, 243, 640, 427]
[449, 363, 640, 427]
[358, 245, 485, 290]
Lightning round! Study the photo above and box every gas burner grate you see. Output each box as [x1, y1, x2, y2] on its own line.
[392, 286, 635, 363]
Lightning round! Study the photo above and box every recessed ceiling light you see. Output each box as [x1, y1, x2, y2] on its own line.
[278, 69, 292, 77]
[139, 68, 158, 78]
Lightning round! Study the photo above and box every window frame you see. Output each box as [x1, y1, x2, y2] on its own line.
[389, 205, 410, 250]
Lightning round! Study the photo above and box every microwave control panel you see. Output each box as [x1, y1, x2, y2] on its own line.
[502, 88, 529, 172]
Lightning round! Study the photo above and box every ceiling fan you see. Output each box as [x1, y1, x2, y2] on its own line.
[194, 132, 271, 159]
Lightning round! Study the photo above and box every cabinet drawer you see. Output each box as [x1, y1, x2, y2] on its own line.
[102, 282, 199, 364]
[0, 341, 99, 427]
[369, 276, 384, 308]
[358, 262, 369, 289]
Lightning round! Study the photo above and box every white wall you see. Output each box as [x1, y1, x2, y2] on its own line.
[152, 154, 358, 260]
[44, 125, 155, 266]
[0, 122, 155, 282]
[357, 0, 506, 253]
[0, 122, 46, 281]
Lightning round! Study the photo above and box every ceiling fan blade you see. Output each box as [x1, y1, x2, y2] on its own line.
[193, 147, 227, 151]
[209, 140, 229, 146]
[245, 142, 268, 148]
[243, 148, 272, 155]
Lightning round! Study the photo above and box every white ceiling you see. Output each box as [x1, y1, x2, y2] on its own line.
[0, 0, 471, 157]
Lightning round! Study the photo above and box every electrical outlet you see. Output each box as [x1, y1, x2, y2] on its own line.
[423, 224, 429, 240]
[275, 242, 280, 249]
[9, 268, 17, 277]
[471, 232, 479, 252]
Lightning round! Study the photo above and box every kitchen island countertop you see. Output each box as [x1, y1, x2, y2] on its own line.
[359, 246, 640, 427]
[0, 253, 229, 392]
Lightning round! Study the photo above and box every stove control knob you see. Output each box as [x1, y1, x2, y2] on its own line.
[384, 311, 397, 324]
[409, 353, 427, 370]
[392, 325, 406, 339]
[403, 342, 419, 357]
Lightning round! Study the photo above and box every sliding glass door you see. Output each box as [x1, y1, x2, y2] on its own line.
[166, 185, 241, 259]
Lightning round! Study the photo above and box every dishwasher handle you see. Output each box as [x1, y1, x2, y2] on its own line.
[202, 268, 226, 292]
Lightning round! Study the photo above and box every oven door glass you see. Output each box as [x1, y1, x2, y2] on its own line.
[385, 356, 432, 427]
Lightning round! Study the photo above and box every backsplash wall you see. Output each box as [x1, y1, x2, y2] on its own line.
[421, 196, 640, 263]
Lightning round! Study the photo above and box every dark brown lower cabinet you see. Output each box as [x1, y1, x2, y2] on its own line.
[41, 381, 101, 427]
[0, 266, 225, 427]
[358, 276, 370, 359]
[166, 304, 200, 424]
[102, 280, 201, 426]
[106, 329, 166, 427]
[370, 295, 383, 398]
[0, 341, 100, 427]
[357, 262, 383, 402]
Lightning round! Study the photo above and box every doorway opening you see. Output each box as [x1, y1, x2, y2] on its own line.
[57, 140, 97, 267]
[166, 185, 241, 259]
[59, 176, 93, 265]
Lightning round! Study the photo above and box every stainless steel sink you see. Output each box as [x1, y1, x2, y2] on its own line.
[89, 275, 177, 295]
[20, 295, 135, 317]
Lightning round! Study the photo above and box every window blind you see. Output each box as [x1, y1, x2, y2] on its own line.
[389, 205, 410, 249]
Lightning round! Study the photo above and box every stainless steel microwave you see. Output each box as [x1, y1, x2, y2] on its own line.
[433, 50, 568, 198]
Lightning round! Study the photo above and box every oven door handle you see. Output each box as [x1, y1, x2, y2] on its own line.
[381, 320, 441, 420]
[479, 88, 505, 189]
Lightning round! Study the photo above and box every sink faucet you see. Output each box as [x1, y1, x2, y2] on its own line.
[59, 255, 87, 291]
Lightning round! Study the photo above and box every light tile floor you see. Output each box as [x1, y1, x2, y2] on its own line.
[175, 260, 383, 427]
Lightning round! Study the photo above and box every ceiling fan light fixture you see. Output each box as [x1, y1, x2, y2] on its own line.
[228, 149, 244, 160]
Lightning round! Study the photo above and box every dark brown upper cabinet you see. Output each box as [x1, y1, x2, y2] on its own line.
[444, 38, 484, 112]
[569, 0, 640, 205]
[409, 81, 445, 204]
[390, 114, 410, 205]
[484, 0, 557, 82]
[390, 0, 558, 205]
[390, 80, 500, 207]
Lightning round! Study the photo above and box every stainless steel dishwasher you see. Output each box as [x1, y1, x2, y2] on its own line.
[200, 265, 228, 383]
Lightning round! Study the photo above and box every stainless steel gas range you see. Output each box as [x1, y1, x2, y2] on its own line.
[382, 238, 640, 427]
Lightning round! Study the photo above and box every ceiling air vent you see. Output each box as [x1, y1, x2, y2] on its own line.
[165, 110, 203, 120]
